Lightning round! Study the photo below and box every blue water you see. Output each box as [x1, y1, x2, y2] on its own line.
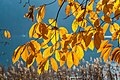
[0, 0, 119, 68]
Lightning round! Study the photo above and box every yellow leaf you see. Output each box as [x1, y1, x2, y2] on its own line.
[44, 60, 49, 71]
[76, 46, 84, 60]
[50, 58, 58, 72]
[103, 23, 109, 34]
[72, 19, 78, 32]
[29, 23, 38, 38]
[88, 40, 94, 51]
[55, 50, 60, 61]
[43, 46, 53, 58]
[12, 46, 25, 64]
[59, 27, 68, 39]
[67, 52, 73, 68]
[79, 19, 87, 28]
[87, 1, 94, 11]
[21, 47, 28, 62]
[36, 5, 46, 23]
[48, 18, 57, 27]
[4, 30, 11, 39]
[51, 31, 59, 44]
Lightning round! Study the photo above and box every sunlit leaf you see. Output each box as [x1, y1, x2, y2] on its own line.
[51, 31, 59, 44]
[36, 51, 43, 64]
[12, 45, 25, 64]
[58, 0, 63, 6]
[76, 46, 84, 60]
[36, 5, 46, 23]
[65, 4, 71, 16]
[79, 19, 87, 28]
[44, 60, 49, 71]
[88, 40, 94, 51]
[72, 52, 79, 66]
[97, 40, 109, 53]
[21, 47, 28, 62]
[55, 50, 60, 61]
[48, 18, 57, 27]
[29, 23, 38, 38]
[59, 27, 68, 39]
[43, 46, 53, 58]
[103, 23, 109, 34]
[26, 53, 35, 68]
[67, 52, 73, 68]
[103, 47, 112, 62]
[50, 58, 58, 72]
[4, 30, 11, 39]
[72, 19, 78, 32]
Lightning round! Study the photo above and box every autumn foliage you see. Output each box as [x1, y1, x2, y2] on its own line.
[12, 0, 120, 74]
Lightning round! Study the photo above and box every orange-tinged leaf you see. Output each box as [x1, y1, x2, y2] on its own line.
[110, 24, 115, 33]
[103, 15, 112, 23]
[72, 52, 79, 66]
[12, 46, 25, 64]
[50, 58, 58, 72]
[103, 47, 112, 62]
[115, 9, 120, 20]
[84, 33, 93, 47]
[94, 32, 101, 49]
[4, 30, 11, 39]
[36, 52, 43, 64]
[111, 47, 120, 61]
[21, 47, 28, 62]
[36, 5, 46, 23]
[88, 40, 94, 51]
[94, 19, 100, 27]
[111, 31, 118, 41]
[30, 40, 41, 51]
[100, 48, 108, 58]
[37, 58, 48, 74]
[65, 4, 71, 16]
[72, 19, 78, 32]
[58, 0, 63, 6]
[97, 40, 109, 53]
[59, 27, 68, 39]
[44, 60, 49, 71]
[67, 52, 73, 68]
[60, 53, 66, 66]
[26, 53, 35, 68]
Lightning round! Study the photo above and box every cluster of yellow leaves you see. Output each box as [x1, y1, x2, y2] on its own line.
[13, 0, 120, 75]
